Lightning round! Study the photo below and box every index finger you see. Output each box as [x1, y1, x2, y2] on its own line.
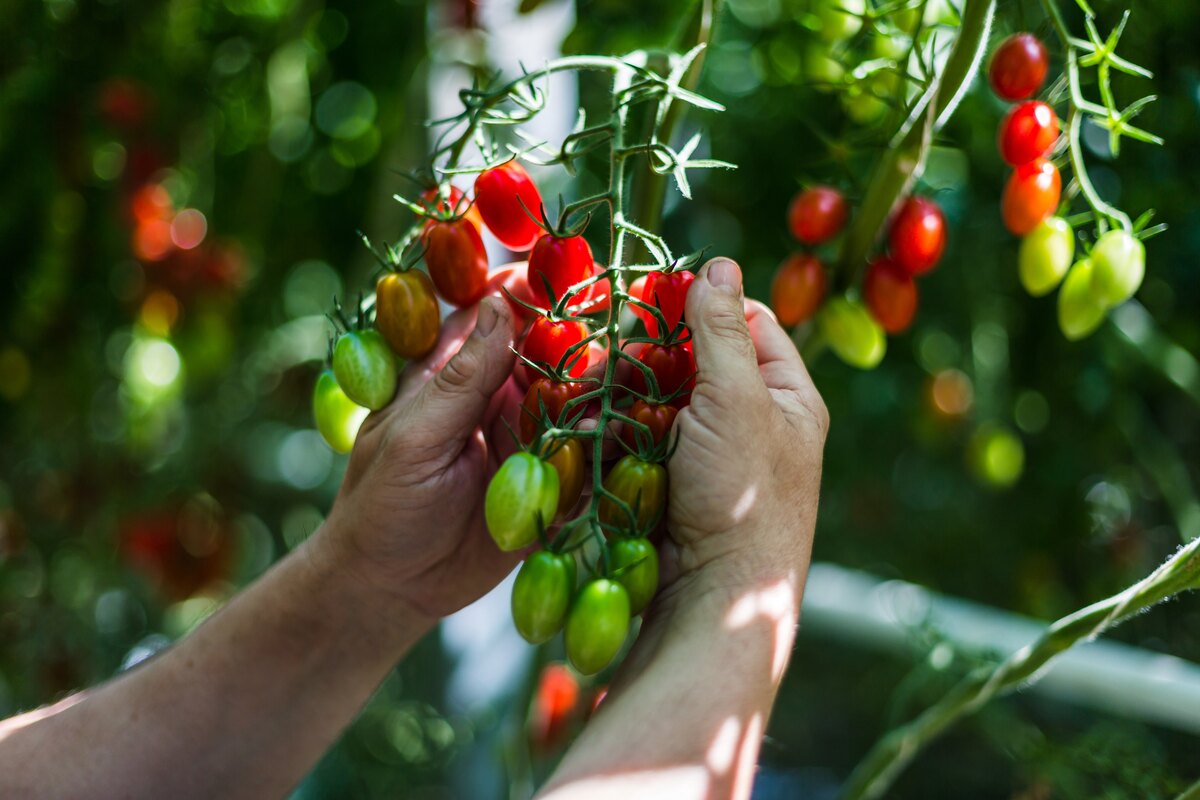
[744, 299, 818, 398]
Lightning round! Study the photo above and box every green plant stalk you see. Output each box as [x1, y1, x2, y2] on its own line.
[1175, 777, 1200, 800]
[840, 529, 1200, 800]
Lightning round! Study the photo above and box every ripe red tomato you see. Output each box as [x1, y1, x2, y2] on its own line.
[629, 342, 696, 407]
[888, 196, 946, 276]
[474, 161, 544, 251]
[1002, 158, 1061, 236]
[423, 219, 488, 307]
[864, 258, 918, 334]
[527, 234, 595, 308]
[520, 378, 587, 443]
[641, 269, 695, 339]
[519, 316, 589, 385]
[375, 271, 440, 360]
[620, 400, 678, 451]
[999, 101, 1059, 167]
[770, 254, 827, 326]
[989, 33, 1049, 102]
[420, 185, 482, 231]
[787, 185, 848, 245]
[528, 663, 580, 751]
[628, 275, 653, 331]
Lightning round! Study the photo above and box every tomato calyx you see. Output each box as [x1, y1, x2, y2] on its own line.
[519, 378, 594, 445]
[515, 314, 594, 386]
[616, 399, 679, 463]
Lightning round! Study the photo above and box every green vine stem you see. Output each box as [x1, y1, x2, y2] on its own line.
[1175, 777, 1200, 800]
[840, 528, 1200, 800]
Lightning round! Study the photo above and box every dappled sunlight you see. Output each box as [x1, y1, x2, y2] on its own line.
[725, 575, 798, 683]
[730, 484, 758, 524]
[705, 716, 741, 776]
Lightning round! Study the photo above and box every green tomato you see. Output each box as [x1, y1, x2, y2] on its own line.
[1089, 230, 1145, 308]
[332, 330, 398, 411]
[599, 455, 668, 533]
[564, 579, 631, 676]
[1057, 259, 1108, 341]
[804, 47, 845, 91]
[871, 33, 910, 61]
[511, 550, 576, 644]
[820, 297, 887, 369]
[312, 370, 369, 454]
[610, 538, 659, 616]
[1019, 217, 1074, 297]
[841, 78, 893, 124]
[485, 453, 560, 552]
[815, 0, 865, 42]
[968, 424, 1025, 489]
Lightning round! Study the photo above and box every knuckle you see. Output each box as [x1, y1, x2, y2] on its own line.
[433, 345, 479, 395]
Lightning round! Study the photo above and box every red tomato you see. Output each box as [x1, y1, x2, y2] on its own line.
[787, 185, 848, 245]
[474, 161, 544, 251]
[629, 342, 696, 407]
[642, 270, 695, 339]
[423, 219, 488, 307]
[989, 33, 1049, 102]
[770, 254, 827, 326]
[999, 101, 1059, 167]
[420, 185, 482, 231]
[520, 378, 587, 443]
[1002, 158, 1061, 236]
[888, 196, 946, 276]
[864, 258, 918, 334]
[528, 234, 595, 308]
[628, 275, 653, 331]
[520, 316, 589, 385]
[580, 273, 611, 313]
[620, 400, 678, 450]
[529, 663, 580, 752]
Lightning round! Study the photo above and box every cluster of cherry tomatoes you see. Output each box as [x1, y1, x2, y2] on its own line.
[988, 33, 1146, 340]
[770, 184, 946, 368]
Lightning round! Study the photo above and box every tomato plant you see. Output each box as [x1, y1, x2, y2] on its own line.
[519, 316, 590, 386]
[527, 233, 595, 308]
[511, 550, 576, 644]
[474, 161, 544, 251]
[864, 258, 918, 334]
[788, 185, 848, 246]
[610, 537, 659, 616]
[332, 329, 397, 411]
[770, 254, 827, 326]
[375, 270, 440, 360]
[888, 196, 946, 276]
[629, 342, 696, 407]
[485, 453, 560, 552]
[420, 185, 482, 231]
[423, 218, 489, 308]
[642, 269, 695, 339]
[312, 370, 368, 454]
[564, 579, 631, 676]
[998, 101, 1059, 167]
[619, 400, 677, 452]
[520, 378, 587, 444]
[1002, 158, 1061, 236]
[599, 455, 667, 533]
[988, 33, 1049, 102]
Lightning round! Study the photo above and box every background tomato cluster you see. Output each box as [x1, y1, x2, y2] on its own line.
[2, 0, 1200, 797]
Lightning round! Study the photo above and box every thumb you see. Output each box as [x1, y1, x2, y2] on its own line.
[685, 258, 762, 396]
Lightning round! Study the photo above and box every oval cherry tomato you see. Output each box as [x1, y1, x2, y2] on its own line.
[520, 378, 588, 444]
[511, 550, 576, 644]
[989, 33, 1049, 102]
[1089, 229, 1145, 307]
[332, 330, 397, 410]
[424, 218, 488, 307]
[642, 269, 695, 339]
[529, 664, 580, 752]
[864, 257, 918, 334]
[819, 296, 886, 369]
[485, 453, 560, 551]
[771, 254, 827, 326]
[528, 234, 595, 308]
[1057, 258, 1107, 341]
[474, 161, 544, 251]
[628, 274, 654, 332]
[519, 317, 590, 385]
[610, 537, 659, 615]
[1018, 216, 1074, 297]
[542, 437, 585, 518]
[619, 400, 678, 451]
[375, 270, 440, 359]
[1002, 158, 1061, 236]
[420, 185, 482, 231]
[888, 196, 946, 275]
[312, 370, 369, 454]
[999, 101, 1059, 167]
[629, 342, 696, 407]
[564, 579, 631, 676]
[787, 185, 848, 245]
[599, 455, 667, 533]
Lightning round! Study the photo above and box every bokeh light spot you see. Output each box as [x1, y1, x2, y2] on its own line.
[170, 209, 207, 250]
[0, 347, 32, 401]
[930, 369, 973, 417]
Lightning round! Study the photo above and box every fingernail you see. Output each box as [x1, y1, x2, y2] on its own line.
[474, 297, 499, 338]
[706, 259, 742, 294]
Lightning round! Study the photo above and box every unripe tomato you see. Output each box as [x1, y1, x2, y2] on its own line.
[864, 258, 918, 334]
[787, 186, 848, 245]
[528, 234, 595, 308]
[520, 378, 587, 443]
[804, 47, 845, 91]
[842, 72, 897, 125]
[815, 0, 865, 43]
[599, 455, 667, 533]
[529, 664, 580, 751]
[620, 400, 678, 451]
[485, 453, 560, 551]
[511, 550, 576, 644]
[375, 270, 440, 359]
[420, 185, 482, 231]
[312, 370, 369, 454]
[474, 161, 544, 251]
[989, 33, 1049, 102]
[543, 438, 585, 518]
[610, 537, 659, 615]
[1002, 158, 1060, 236]
[1057, 258, 1107, 341]
[332, 330, 398, 410]
[888, 196, 946, 275]
[643, 269, 695, 339]
[1089, 230, 1146, 308]
[999, 101, 1059, 167]
[629, 342, 696, 407]
[819, 297, 886, 369]
[1018, 216, 1074, 296]
[564, 579, 631, 676]
[771, 254, 827, 326]
[968, 424, 1025, 489]
[424, 219, 488, 307]
[519, 317, 589, 385]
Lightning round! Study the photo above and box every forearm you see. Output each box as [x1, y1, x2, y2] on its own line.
[0, 524, 431, 800]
